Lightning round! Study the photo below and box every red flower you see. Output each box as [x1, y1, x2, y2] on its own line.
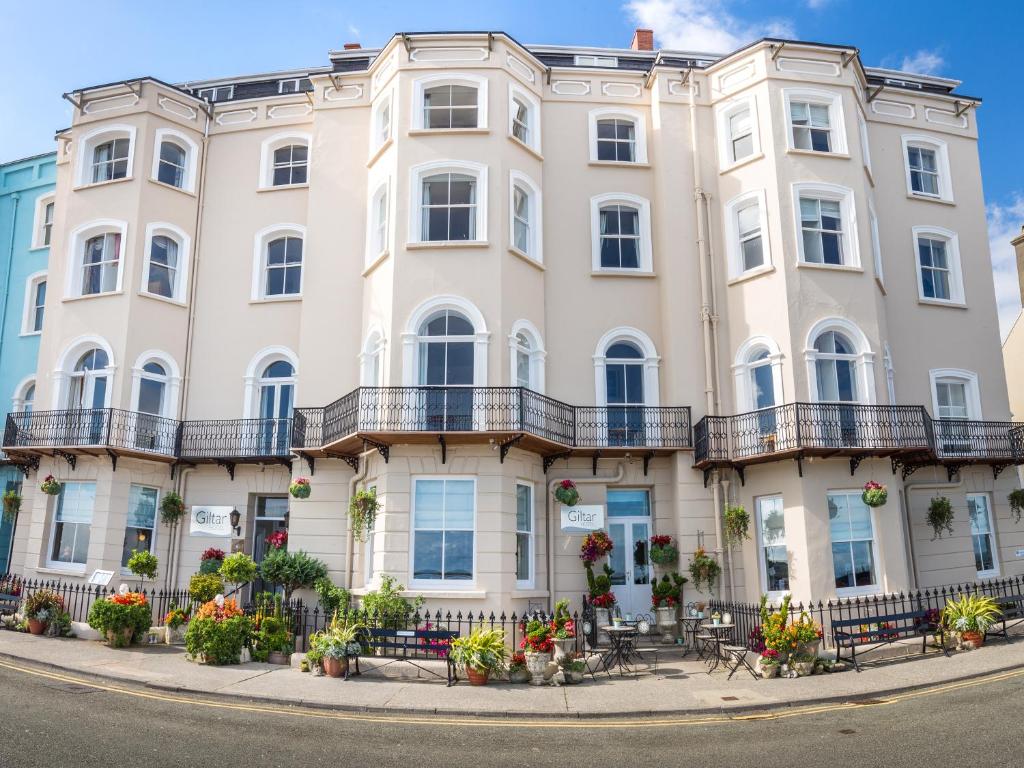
[560, 479, 575, 490]
[200, 547, 226, 562]
[266, 530, 288, 549]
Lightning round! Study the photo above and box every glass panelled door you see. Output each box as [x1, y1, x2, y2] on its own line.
[67, 349, 109, 444]
[258, 361, 294, 455]
[749, 351, 777, 437]
[251, 496, 288, 597]
[605, 343, 645, 446]
[814, 331, 858, 446]
[418, 310, 474, 430]
[605, 490, 651, 616]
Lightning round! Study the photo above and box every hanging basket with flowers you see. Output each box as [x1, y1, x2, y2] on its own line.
[649, 535, 679, 566]
[927, 496, 955, 540]
[723, 505, 751, 547]
[2, 490, 21, 522]
[862, 481, 888, 508]
[554, 479, 580, 507]
[159, 491, 187, 525]
[349, 488, 380, 543]
[40, 475, 61, 496]
[289, 477, 311, 499]
[1009, 489, 1024, 525]
[688, 547, 722, 594]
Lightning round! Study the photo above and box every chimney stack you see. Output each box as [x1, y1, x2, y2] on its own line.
[1013, 225, 1024, 305]
[343, 42, 361, 50]
[631, 28, 654, 52]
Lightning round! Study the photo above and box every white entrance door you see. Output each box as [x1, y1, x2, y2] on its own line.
[605, 489, 652, 617]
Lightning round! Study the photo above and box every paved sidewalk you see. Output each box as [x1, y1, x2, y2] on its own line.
[2, 630, 1023, 718]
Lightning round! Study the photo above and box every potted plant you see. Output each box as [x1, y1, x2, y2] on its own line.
[126, 549, 158, 590]
[549, 599, 576, 662]
[289, 477, 311, 499]
[2, 490, 21, 522]
[199, 547, 226, 575]
[253, 615, 293, 665]
[23, 589, 64, 635]
[348, 488, 380, 543]
[185, 595, 252, 665]
[159, 491, 186, 526]
[558, 653, 587, 684]
[315, 612, 363, 678]
[943, 593, 1002, 648]
[789, 652, 816, 677]
[220, 551, 258, 596]
[305, 636, 326, 676]
[164, 605, 190, 644]
[88, 587, 152, 647]
[927, 497, 955, 540]
[39, 475, 61, 496]
[649, 535, 679, 567]
[651, 573, 687, 643]
[724, 505, 750, 547]
[758, 648, 781, 678]
[581, 530, 615, 634]
[520, 618, 554, 686]
[1009, 489, 1024, 524]
[791, 612, 823, 657]
[508, 652, 530, 683]
[189, 572, 224, 603]
[688, 547, 721, 594]
[862, 480, 888, 508]
[554, 479, 580, 506]
[449, 626, 509, 686]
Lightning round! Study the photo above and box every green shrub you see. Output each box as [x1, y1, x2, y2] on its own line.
[87, 595, 152, 647]
[126, 550, 158, 586]
[361, 575, 423, 625]
[220, 552, 258, 588]
[185, 615, 252, 665]
[313, 577, 350, 616]
[259, 549, 328, 603]
[189, 573, 224, 604]
[250, 615, 293, 662]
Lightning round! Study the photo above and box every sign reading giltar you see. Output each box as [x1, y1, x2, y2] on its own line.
[560, 505, 605, 533]
[189, 506, 234, 537]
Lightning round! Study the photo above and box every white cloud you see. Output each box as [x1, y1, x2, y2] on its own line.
[988, 194, 1024, 341]
[347, 23, 361, 39]
[900, 49, 945, 76]
[625, 0, 795, 54]
[806, 0, 830, 8]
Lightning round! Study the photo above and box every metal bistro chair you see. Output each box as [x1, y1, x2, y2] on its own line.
[622, 614, 660, 674]
[722, 643, 759, 680]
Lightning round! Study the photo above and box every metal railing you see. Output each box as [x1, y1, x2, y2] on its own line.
[179, 418, 292, 459]
[3, 408, 180, 458]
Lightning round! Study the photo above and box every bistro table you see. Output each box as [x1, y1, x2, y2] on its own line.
[700, 623, 735, 673]
[678, 616, 704, 657]
[599, 625, 641, 675]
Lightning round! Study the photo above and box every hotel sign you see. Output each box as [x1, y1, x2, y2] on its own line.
[560, 505, 605, 533]
[189, 506, 234, 537]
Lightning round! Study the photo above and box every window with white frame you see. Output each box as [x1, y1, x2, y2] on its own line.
[366, 181, 390, 264]
[737, 203, 764, 271]
[417, 77, 484, 130]
[13, 379, 35, 414]
[136, 361, 169, 416]
[509, 171, 541, 261]
[514, 332, 532, 388]
[508, 86, 540, 152]
[48, 482, 96, 570]
[77, 126, 136, 187]
[91, 137, 131, 183]
[813, 330, 859, 402]
[716, 96, 759, 169]
[794, 184, 857, 267]
[252, 226, 305, 300]
[150, 129, 198, 193]
[197, 85, 233, 102]
[784, 89, 846, 154]
[42, 200, 54, 245]
[724, 191, 769, 277]
[509, 321, 544, 392]
[575, 54, 617, 67]
[360, 330, 386, 386]
[121, 485, 158, 569]
[968, 494, 998, 578]
[930, 369, 982, 454]
[588, 108, 647, 163]
[868, 203, 883, 284]
[22, 273, 46, 334]
[914, 227, 964, 303]
[278, 78, 309, 94]
[259, 134, 311, 189]
[142, 224, 189, 301]
[857, 110, 872, 173]
[902, 135, 953, 201]
[32, 195, 55, 249]
[363, 485, 379, 584]
[591, 194, 653, 272]
[412, 478, 475, 585]
[81, 232, 122, 295]
[828, 491, 878, 595]
[756, 495, 788, 597]
[411, 162, 487, 243]
[516, 482, 534, 587]
[157, 140, 187, 188]
[372, 94, 392, 151]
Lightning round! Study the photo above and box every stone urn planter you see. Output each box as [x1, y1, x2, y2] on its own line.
[552, 637, 575, 664]
[594, 608, 611, 644]
[799, 640, 821, 658]
[509, 668, 531, 684]
[655, 607, 677, 644]
[106, 627, 134, 647]
[792, 660, 815, 677]
[268, 651, 291, 666]
[524, 651, 551, 686]
[27, 618, 48, 636]
[760, 663, 780, 679]
[165, 625, 187, 645]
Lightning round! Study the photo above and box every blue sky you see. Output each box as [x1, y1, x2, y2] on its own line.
[2, 0, 1021, 332]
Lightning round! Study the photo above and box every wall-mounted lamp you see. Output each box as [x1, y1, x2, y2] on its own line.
[229, 508, 241, 537]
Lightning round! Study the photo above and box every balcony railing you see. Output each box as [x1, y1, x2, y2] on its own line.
[694, 403, 1024, 468]
[179, 418, 292, 460]
[3, 408, 180, 458]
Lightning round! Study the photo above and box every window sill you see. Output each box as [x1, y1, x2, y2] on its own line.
[72, 176, 134, 192]
[62, 290, 125, 303]
[403, 588, 486, 599]
[38, 566, 87, 577]
[796, 262, 863, 274]
[508, 246, 544, 270]
[786, 148, 850, 160]
[250, 294, 303, 304]
[257, 183, 309, 193]
[836, 586, 882, 600]
[727, 264, 775, 285]
[408, 128, 489, 136]
[366, 137, 393, 168]
[906, 193, 955, 206]
[719, 153, 765, 174]
[977, 570, 1000, 580]
[406, 240, 490, 250]
[507, 135, 543, 161]
[148, 178, 197, 197]
[362, 250, 390, 277]
[590, 269, 656, 278]
[139, 291, 188, 308]
[918, 297, 967, 309]
[28, 245, 50, 253]
[18, 330, 42, 338]
[587, 160, 651, 169]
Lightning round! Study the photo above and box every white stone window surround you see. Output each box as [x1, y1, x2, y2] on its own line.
[857, 109, 872, 176]
[791, 182, 860, 269]
[723, 189, 772, 279]
[508, 319, 546, 393]
[411, 73, 489, 130]
[868, 199, 883, 285]
[587, 107, 648, 163]
[30, 192, 56, 250]
[901, 134, 954, 203]
[243, 345, 299, 419]
[128, 349, 182, 420]
[828, 490, 883, 599]
[715, 93, 761, 170]
[46, 480, 97, 573]
[967, 492, 1000, 579]
[360, 325, 387, 386]
[408, 159, 489, 245]
[592, 326, 661, 407]
[590, 192, 654, 273]
[912, 225, 965, 305]
[250, 223, 306, 301]
[508, 170, 543, 262]
[782, 87, 849, 155]
[51, 334, 117, 409]
[732, 335, 784, 412]
[929, 368, 983, 421]
[804, 317, 877, 405]
[20, 270, 47, 336]
[11, 375, 35, 414]
[755, 494, 790, 602]
[515, 480, 536, 589]
[402, 295, 489, 386]
[507, 83, 541, 153]
[64, 219, 128, 298]
[258, 131, 312, 190]
[371, 89, 395, 153]
[75, 123, 138, 187]
[409, 475, 478, 590]
[364, 177, 392, 267]
[140, 222, 191, 304]
[150, 127, 200, 194]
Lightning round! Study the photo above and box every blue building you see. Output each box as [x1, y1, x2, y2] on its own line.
[0, 152, 55, 573]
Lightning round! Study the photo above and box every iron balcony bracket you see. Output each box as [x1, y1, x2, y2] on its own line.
[946, 464, 963, 483]
[54, 450, 77, 471]
[795, 455, 804, 478]
[992, 463, 1011, 480]
[363, 438, 390, 464]
[592, 451, 601, 476]
[543, 451, 571, 474]
[216, 460, 236, 481]
[643, 451, 654, 477]
[735, 465, 745, 486]
[438, 435, 447, 464]
[16, 455, 40, 478]
[499, 434, 524, 464]
[849, 454, 868, 476]
[298, 452, 315, 476]
[340, 455, 359, 473]
[106, 449, 118, 472]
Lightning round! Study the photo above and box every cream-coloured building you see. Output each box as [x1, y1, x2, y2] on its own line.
[1005, 228, 1024, 425]
[5, 30, 1022, 615]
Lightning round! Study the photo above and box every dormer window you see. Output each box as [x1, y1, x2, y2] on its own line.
[575, 55, 618, 68]
[278, 78, 310, 94]
[197, 85, 233, 102]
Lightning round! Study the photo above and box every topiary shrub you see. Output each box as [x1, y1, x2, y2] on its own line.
[184, 597, 252, 665]
[88, 591, 152, 647]
[189, 573, 225, 604]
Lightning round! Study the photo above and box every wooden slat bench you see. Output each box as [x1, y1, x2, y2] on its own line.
[833, 609, 948, 672]
[355, 627, 461, 686]
[985, 594, 1024, 644]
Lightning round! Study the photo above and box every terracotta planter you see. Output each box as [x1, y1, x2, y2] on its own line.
[465, 666, 490, 686]
[961, 630, 985, 648]
[268, 651, 291, 665]
[27, 618, 47, 636]
[323, 656, 349, 678]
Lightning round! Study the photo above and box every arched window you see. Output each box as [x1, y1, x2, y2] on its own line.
[733, 337, 783, 413]
[130, 351, 182, 421]
[91, 137, 130, 182]
[136, 363, 167, 415]
[252, 225, 305, 300]
[256, 359, 296, 455]
[591, 194, 653, 273]
[259, 133, 311, 189]
[157, 141, 187, 188]
[243, 347, 299, 421]
[594, 329, 660, 447]
[360, 328, 386, 386]
[68, 348, 110, 410]
[13, 378, 35, 414]
[813, 331, 858, 403]
[76, 125, 136, 186]
[509, 321, 545, 392]
[142, 223, 190, 302]
[403, 296, 488, 387]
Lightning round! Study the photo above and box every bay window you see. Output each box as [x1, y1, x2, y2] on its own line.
[412, 478, 475, 586]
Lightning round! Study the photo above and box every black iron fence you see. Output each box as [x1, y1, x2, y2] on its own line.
[710, 573, 1024, 652]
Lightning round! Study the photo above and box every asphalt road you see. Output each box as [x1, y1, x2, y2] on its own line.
[1, 661, 1022, 768]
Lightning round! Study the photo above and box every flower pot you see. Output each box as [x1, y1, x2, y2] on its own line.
[268, 651, 291, 665]
[165, 625, 187, 645]
[961, 630, 985, 649]
[310, 663, 324, 677]
[552, 637, 575, 664]
[721, 612, 733, 625]
[509, 668, 531, 684]
[799, 640, 821, 658]
[655, 607, 676, 644]
[106, 627, 134, 648]
[465, 666, 490, 686]
[323, 656, 349, 678]
[524, 651, 550, 686]
[793, 661, 814, 677]
[27, 618, 48, 636]
[760, 664, 780, 679]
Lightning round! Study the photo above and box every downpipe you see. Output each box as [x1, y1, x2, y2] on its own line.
[345, 450, 371, 589]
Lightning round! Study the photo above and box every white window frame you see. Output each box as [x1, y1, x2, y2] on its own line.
[590, 193, 653, 273]
[828, 490, 881, 598]
[857, 109, 872, 175]
[359, 327, 387, 386]
[402, 295, 489, 387]
[723, 190, 771, 279]
[733, 336, 784, 412]
[508, 84, 541, 153]
[12, 376, 35, 414]
[868, 199, 883, 285]
[75, 124, 137, 187]
[151, 128, 199, 194]
[515, 481, 535, 589]
[901, 134, 953, 202]
[197, 85, 233, 102]
[782, 88, 848, 155]
[912, 226, 964, 305]
[258, 132, 312, 190]
[278, 78, 303, 94]
[508, 170, 543, 262]
[588, 107, 648, 163]
[593, 327, 660, 407]
[243, 346, 299, 419]
[371, 91, 394, 153]
[121, 484, 160, 573]
[805, 317, 876, 405]
[508, 319, 546, 393]
[412, 73, 488, 131]
[792, 182, 860, 268]
[30, 192, 56, 249]
[20, 270, 47, 336]
[251, 224, 306, 301]
[755, 495, 789, 601]
[408, 160, 489, 245]
[929, 368, 982, 420]
[51, 335, 117, 409]
[967, 493, 999, 579]
[129, 349, 182, 420]
[409, 476, 477, 589]
[64, 219, 128, 298]
[365, 178, 392, 267]
[575, 54, 617, 68]
[715, 95, 760, 170]
[46, 481, 97, 573]
[141, 222, 191, 304]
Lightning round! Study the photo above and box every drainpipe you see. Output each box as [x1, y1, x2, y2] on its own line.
[167, 466, 196, 591]
[345, 450, 371, 589]
[721, 476, 735, 600]
[546, 462, 625, 612]
[0, 193, 21, 367]
[902, 476, 963, 591]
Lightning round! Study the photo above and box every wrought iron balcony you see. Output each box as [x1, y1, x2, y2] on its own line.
[178, 418, 292, 461]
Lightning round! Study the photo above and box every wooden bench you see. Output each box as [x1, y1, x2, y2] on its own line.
[985, 594, 1024, 644]
[833, 609, 948, 672]
[356, 627, 461, 686]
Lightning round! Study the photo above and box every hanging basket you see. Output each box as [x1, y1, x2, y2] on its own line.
[554, 480, 580, 507]
[862, 481, 888, 508]
[40, 475, 61, 496]
[2, 491, 20, 522]
[927, 496, 954, 540]
[289, 478, 311, 499]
